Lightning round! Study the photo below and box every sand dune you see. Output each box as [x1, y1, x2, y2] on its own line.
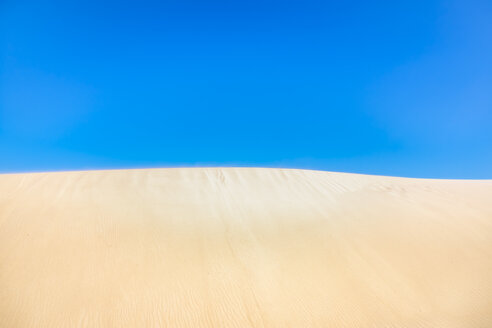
[1, 168, 491, 327]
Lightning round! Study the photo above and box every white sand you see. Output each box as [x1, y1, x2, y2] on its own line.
[1, 168, 491, 327]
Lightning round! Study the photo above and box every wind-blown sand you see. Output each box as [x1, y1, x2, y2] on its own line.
[1, 168, 491, 327]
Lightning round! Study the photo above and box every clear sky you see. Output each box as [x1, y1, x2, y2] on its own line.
[1, 0, 491, 178]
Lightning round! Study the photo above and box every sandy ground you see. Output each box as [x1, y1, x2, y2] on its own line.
[0, 167, 491, 327]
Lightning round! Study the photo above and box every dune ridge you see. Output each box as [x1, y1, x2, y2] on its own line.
[1, 167, 492, 327]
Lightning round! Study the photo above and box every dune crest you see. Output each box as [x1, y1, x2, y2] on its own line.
[1, 168, 492, 327]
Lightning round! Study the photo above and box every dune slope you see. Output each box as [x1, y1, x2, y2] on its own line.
[1, 168, 492, 327]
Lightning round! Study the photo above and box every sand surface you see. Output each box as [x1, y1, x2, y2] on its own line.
[1, 168, 492, 327]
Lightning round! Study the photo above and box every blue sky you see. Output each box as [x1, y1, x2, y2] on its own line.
[1, 0, 491, 178]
